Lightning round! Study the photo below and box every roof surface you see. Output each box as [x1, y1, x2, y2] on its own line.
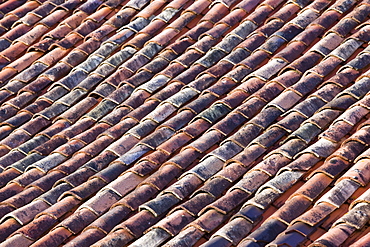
[0, 0, 370, 246]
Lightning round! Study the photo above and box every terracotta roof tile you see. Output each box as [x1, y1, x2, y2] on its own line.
[1, 0, 370, 246]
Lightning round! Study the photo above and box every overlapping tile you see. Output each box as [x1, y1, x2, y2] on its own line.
[1, 0, 370, 246]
